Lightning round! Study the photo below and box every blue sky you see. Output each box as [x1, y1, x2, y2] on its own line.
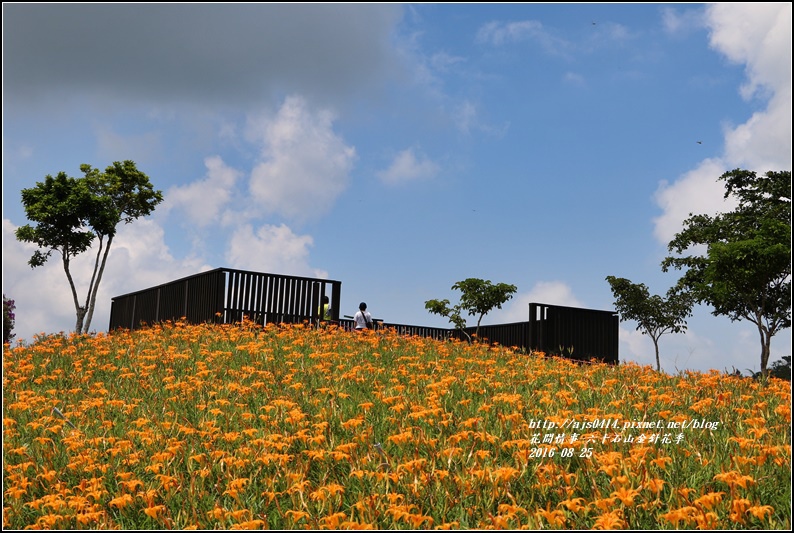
[3, 3, 791, 375]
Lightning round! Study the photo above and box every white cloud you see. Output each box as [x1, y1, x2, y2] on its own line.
[661, 6, 705, 36]
[486, 281, 585, 324]
[562, 72, 586, 87]
[616, 323, 713, 374]
[2, 217, 207, 343]
[723, 92, 792, 171]
[19, 145, 33, 159]
[164, 156, 240, 228]
[706, 3, 791, 100]
[225, 223, 327, 279]
[525, 281, 585, 308]
[652, 158, 736, 246]
[450, 100, 509, 137]
[94, 123, 164, 165]
[653, 4, 791, 244]
[618, 326, 658, 370]
[476, 20, 544, 46]
[430, 51, 466, 72]
[247, 96, 356, 221]
[3, 218, 76, 342]
[377, 148, 440, 185]
[454, 101, 477, 134]
[616, 303, 791, 376]
[476, 20, 574, 58]
[5, 4, 404, 108]
[708, 3, 793, 171]
[107, 219, 208, 283]
[599, 22, 633, 43]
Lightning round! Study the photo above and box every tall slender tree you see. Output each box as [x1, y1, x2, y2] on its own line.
[661, 169, 791, 377]
[605, 276, 693, 372]
[16, 161, 163, 334]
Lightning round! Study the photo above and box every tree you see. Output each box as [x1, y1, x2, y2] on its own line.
[661, 169, 791, 378]
[734, 356, 791, 381]
[425, 278, 517, 342]
[3, 295, 15, 345]
[15, 161, 164, 335]
[605, 276, 693, 372]
[768, 356, 791, 381]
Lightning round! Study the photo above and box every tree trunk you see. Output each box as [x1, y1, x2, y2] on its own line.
[62, 253, 85, 334]
[83, 234, 113, 334]
[75, 307, 87, 335]
[749, 307, 772, 378]
[653, 338, 661, 372]
[760, 326, 772, 378]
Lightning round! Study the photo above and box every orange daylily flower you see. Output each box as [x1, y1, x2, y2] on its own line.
[108, 493, 134, 509]
[747, 505, 774, 520]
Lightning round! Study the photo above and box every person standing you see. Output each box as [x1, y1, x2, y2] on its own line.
[354, 302, 373, 331]
[318, 295, 332, 322]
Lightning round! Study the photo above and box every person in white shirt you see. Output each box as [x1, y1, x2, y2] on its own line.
[354, 302, 373, 331]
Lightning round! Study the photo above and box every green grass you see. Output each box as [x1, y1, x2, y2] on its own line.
[3, 320, 791, 529]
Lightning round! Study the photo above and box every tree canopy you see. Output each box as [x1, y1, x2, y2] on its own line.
[425, 278, 517, 342]
[661, 169, 791, 377]
[16, 161, 163, 335]
[605, 276, 693, 372]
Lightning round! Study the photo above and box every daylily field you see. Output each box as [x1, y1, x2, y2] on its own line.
[3, 320, 791, 529]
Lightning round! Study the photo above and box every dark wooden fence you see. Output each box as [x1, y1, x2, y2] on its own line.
[110, 269, 618, 364]
[527, 303, 619, 363]
[109, 268, 341, 331]
[337, 319, 453, 341]
[338, 306, 618, 364]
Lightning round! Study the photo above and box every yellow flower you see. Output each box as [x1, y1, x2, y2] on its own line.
[34, 514, 64, 529]
[611, 475, 631, 487]
[108, 493, 134, 509]
[650, 456, 672, 469]
[143, 504, 166, 519]
[558, 497, 586, 513]
[598, 463, 620, 476]
[535, 506, 566, 527]
[591, 497, 617, 512]
[646, 478, 666, 494]
[748, 427, 769, 439]
[284, 509, 310, 522]
[491, 466, 520, 483]
[157, 474, 179, 491]
[694, 491, 725, 510]
[206, 507, 226, 520]
[408, 513, 434, 528]
[743, 416, 766, 428]
[611, 487, 640, 507]
[4, 485, 27, 499]
[593, 510, 625, 530]
[227, 477, 250, 491]
[388, 430, 413, 445]
[230, 519, 265, 530]
[341, 417, 365, 430]
[318, 512, 347, 529]
[690, 398, 714, 413]
[695, 511, 720, 529]
[661, 506, 697, 527]
[714, 471, 755, 489]
[747, 505, 774, 520]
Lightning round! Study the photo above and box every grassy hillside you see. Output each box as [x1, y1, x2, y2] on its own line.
[3, 321, 791, 529]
